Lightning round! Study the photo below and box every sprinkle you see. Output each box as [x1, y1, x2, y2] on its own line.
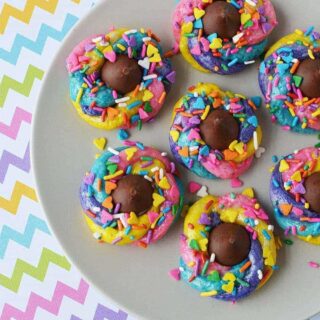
[308, 261, 320, 269]
[231, 178, 243, 188]
[262, 229, 271, 240]
[283, 239, 293, 245]
[209, 253, 216, 263]
[253, 131, 259, 150]
[93, 232, 102, 240]
[76, 88, 83, 103]
[143, 74, 157, 81]
[244, 60, 255, 65]
[188, 181, 202, 193]
[104, 170, 124, 180]
[117, 129, 129, 140]
[93, 137, 107, 151]
[239, 261, 251, 273]
[257, 270, 263, 280]
[169, 268, 181, 281]
[200, 290, 218, 297]
[144, 175, 153, 182]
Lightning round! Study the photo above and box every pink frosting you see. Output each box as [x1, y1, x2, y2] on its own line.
[281, 147, 320, 190]
[294, 101, 320, 131]
[172, 0, 277, 45]
[66, 34, 103, 72]
[202, 153, 254, 179]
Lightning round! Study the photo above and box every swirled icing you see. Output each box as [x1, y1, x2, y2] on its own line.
[169, 83, 262, 179]
[179, 192, 277, 301]
[80, 143, 184, 246]
[66, 28, 175, 130]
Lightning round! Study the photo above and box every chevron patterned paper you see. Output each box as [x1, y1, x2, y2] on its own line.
[0, 1, 134, 319]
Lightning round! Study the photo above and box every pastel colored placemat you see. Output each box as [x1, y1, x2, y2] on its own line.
[0, 1, 134, 319]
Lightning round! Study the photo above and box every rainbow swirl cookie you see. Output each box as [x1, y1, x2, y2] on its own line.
[169, 83, 262, 179]
[80, 142, 184, 247]
[178, 190, 277, 301]
[259, 28, 320, 134]
[172, 0, 277, 74]
[66, 28, 175, 130]
[270, 147, 320, 244]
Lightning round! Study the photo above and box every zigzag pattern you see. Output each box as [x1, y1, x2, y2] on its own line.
[70, 304, 128, 320]
[0, 279, 88, 320]
[0, 13, 78, 65]
[0, 143, 30, 184]
[0, 107, 32, 139]
[0, 214, 50, 259]
[0, 0, 59, 34]
[0, 247, 70, 292]
[0, 64, 44, 108]
[0, 181, 37, 214]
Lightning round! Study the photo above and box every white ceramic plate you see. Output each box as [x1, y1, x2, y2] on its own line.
[32, 1, 320, 319]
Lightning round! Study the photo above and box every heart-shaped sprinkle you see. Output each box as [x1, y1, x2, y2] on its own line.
[188, 128, 201, 141]
[198, 213, 211, 225]
[169, 268, 181, 281]
[107, 163, 118, 174]
[138, 57, 150, 69]
[153, 193, 165, 207]
[148, 211, 159, 224]
[170, 130, 180, 142]
[100, 210, 113, 224]
[209, 38, 223, 49]
[208, 270, 220, 282]
[188, 181, 202, 193]
[231, 178, 243, 188]
[105, 181, 117, 194]
[166, 71, 176, 84]
[159, 177, 170, 190]
[182, 21, 193, 34]
[234, 142, 245, 154]
[178, 146, 189, 157]
[190, 44, 201, 56]
[194, 97, 206, 109]
[84, 172, 95, 185]
[247, 115, 258, 127]
[223, 272, 236, 282]
[242, 187, 255, 198]
[255, 147, 266, 158]
[127, 212, 139, 224]
[291, 171, 302, 182]
[149, 53, 161, 63]
[147, 44, 159, 57]
[279, 159, 289, 172]
[104, 50, 116, 62]
[222, 281, 234, 294]
[197, 185, 208, 197]
[199, 238, 208, 251]
[93, 137, 107, 151]
[142, 90, 154, 101]
[102, 196, 113, 210]
[241, 12, 251, 25]
[125, 147, 137, 160]
[138, 108, 149, 120]
[194, 8, 205, 20]
[107, 107, 119, 120]
[279, 203, 292, 216]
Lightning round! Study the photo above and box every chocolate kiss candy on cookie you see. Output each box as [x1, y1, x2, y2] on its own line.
[202, 1, 241, 39]
[208, 223, 251, 266]
[101, 55, 142, 95]
[112, 174, 154, 216]
[200, 109, 239, 150]
[296, 58, 320, 98]
[304, 172, 320, 214]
